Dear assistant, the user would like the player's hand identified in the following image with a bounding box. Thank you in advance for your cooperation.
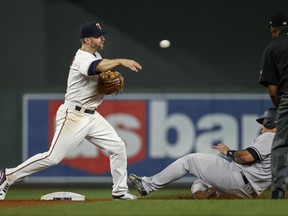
[212,143,230,156]
[120,59,142,72]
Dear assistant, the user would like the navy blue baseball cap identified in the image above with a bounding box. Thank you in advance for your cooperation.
[268,10,288,27]
[79,22,108,39]
[256,108,277,129]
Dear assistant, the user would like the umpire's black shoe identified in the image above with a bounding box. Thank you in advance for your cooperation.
[128,174,148,196]
[269,189,285,199]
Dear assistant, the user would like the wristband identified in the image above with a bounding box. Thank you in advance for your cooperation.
[226,150,236,160]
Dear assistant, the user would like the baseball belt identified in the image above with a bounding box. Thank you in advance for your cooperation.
[64,101,95,115]
[75,105,95,114]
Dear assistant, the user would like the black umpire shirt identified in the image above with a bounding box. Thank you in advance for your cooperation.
[259,28,288,95]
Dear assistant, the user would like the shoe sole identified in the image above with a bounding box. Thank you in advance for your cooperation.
[0,183,9,200]
[0,169,9,200]
[112,197,137,201]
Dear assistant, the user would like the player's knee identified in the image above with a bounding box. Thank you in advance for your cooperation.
[110,142,127,157]
[180,154,195,162]
[177,154,195,170]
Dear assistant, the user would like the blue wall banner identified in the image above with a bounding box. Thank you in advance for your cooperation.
[22,93,272,183]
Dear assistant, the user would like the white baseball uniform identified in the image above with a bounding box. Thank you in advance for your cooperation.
[5,49,129,196]
[140,131,274,198]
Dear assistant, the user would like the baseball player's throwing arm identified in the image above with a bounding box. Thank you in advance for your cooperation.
[96,59,142,72]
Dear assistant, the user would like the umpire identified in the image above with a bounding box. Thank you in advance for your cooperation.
[259,10,288,199]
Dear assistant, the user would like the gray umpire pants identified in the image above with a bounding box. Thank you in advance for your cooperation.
[271,92,288,192]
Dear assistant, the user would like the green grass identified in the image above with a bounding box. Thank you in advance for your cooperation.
[1,186,288,216]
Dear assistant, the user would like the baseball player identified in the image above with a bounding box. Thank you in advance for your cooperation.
[0,21,142,200]
[129,108,276,199]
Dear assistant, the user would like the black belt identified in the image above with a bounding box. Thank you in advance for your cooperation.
[75,105,95,114]
[240,171,249,185]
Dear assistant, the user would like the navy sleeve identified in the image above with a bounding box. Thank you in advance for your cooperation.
[88,59,102,76]
[246,147,261,162]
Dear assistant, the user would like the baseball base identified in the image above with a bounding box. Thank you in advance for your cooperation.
[40,191,85,201]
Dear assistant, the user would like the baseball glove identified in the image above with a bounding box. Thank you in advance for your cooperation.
[97,71,124,95]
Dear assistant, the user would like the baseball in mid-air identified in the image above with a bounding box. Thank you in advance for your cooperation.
[159,39,170,48]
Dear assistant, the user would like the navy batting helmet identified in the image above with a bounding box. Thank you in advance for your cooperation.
[256,108,277,129]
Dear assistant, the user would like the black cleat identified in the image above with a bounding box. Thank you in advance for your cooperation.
[0,169,9,200]
[269,189,285,199]
[128,174,148,196]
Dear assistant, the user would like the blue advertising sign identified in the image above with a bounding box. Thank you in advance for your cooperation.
[22,93,272,182]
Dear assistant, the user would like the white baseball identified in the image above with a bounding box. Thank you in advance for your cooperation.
[159,39,170,48]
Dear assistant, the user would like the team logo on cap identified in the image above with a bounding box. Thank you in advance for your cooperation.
[96,23,102,29]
